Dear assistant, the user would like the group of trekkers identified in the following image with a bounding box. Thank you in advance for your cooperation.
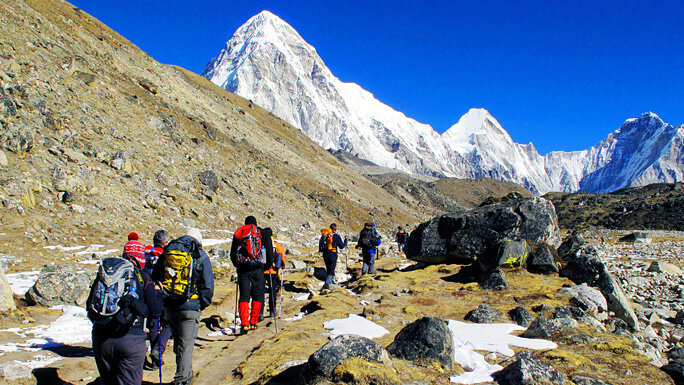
[86,216,390,385]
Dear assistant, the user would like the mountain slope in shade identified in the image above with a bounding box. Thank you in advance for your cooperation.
[203,11,684,194]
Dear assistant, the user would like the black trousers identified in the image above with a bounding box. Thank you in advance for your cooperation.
[264,273,280,314]
[238,267,265,303]
[92,329,146,385]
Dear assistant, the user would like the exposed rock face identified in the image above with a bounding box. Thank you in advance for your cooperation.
[492,350,564,384]
[558,283,608,315]
[386,317,454,369]
[527,244,559,274]
[464,304,501,324]
[521,316,557,339]
[509,306,532,327]
[558,235,640,331]
[0,269,16,312]
[405,196,560,265]
[25,264,91,307]
[306,335,389,380]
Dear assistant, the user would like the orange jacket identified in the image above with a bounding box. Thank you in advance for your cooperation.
[264,240,285,275]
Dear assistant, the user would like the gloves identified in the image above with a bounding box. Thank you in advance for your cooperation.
[119,294,147,317]
[118,294,133,309]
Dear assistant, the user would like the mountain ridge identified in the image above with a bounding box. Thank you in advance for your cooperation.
[203,10,684,195]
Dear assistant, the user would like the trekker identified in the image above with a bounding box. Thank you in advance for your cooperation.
[320,224,347,288]
[144,229,171,371]
[231,216,273,334]
[356,222,381,274]
[152,228,214,385]
[88,232,162,385]
[395,226,408,252]
[262,229,285,320]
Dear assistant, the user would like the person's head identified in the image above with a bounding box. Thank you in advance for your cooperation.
[123,238,145,268]
[330,223,337,233]
[398,226,403,231]
[128,232,139,241]
[245,216,257,226]
[153,229,169,248]
[186,228,203,246]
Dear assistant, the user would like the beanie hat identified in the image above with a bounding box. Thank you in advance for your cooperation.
[186,228,203,246]
[128,232,139,241]
[245,216,257,226]
[123,239,145,268]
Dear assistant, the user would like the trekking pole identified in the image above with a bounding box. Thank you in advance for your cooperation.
[279,269,284,318]
[269,273,278,334]
[157,316,162,385]
[234,277,239,335]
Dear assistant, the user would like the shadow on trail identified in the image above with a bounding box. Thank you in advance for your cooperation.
[33,368,71,385]
[44,344,93,358]
[262,362,307,385]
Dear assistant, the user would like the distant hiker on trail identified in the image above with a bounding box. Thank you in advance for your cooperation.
[395,226,408,252]
[144,229,171,371]
[152,228,214,385]
[261,230,285,321]
[319,223,347,288]
[356,222,381,274]
[231,216,273,334]
[87,232,163,385]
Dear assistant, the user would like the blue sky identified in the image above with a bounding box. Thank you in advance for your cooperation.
[70,0,682,155]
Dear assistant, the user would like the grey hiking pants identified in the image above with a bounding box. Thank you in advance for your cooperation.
[92,329,147,385]
[165,307,201,384]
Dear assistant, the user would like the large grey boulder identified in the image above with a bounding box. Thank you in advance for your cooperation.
[306,334,389,380]
[0,269,16,312]
[25,264,91,307]
[492,351,563,384]
[386,317,454,369]
[558,235,640,331]
[527,244,559,274]
[464,304,501,324]
[405,196,560,265]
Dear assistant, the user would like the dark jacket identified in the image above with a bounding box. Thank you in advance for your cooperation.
[324,233,347,258]
[230,226,273,273]
[357,228,381,253]
[88,267,162,337]
[152,236,214,311]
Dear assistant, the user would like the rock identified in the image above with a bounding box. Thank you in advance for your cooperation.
[661,360,684,385]
[63,148,87,163]
[556,231,585,260]
[25,264,91,307]
[558,283,608,313]
[73,70,96,85]
[199,169,218,195]
[0,269,17,312]
[551,317,578,332]
[62,191,76,203]
[386,316,454,369]
[669,348,684,360]
[521,315,556,338]
[509,306,532,327]
[618,231,652,244]
[1,121,34,154]
[138,78,158,94]
[0,149,7,167]
[570,375,613,385]
[71,204,86,214]
[405,196,560,265]
[527,244,559,274]
[648,261,683,275]
[479,238,528,271]
[306,334,389,380]
[533,304,552,313]
[302,221,314,230]
[479,268,507,290]
[290,260,307,270]
[674,310,684,325]
[492,350,563,385]
[559,241,639,331]
[464,303,501,324]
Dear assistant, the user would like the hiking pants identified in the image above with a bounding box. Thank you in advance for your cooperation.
[362,251,376,274]
[92,329,146,385]
[164,307,201,384]
[323,252,338,286]
[149,315,172,360]
[264,272,280,315]
[238,268,265,326]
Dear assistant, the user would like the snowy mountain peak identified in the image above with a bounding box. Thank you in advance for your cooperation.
[203,11,684,194]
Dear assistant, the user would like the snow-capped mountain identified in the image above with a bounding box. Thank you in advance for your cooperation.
[203,11,684,194]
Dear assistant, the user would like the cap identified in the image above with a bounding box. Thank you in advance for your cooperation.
[186,228,203,245]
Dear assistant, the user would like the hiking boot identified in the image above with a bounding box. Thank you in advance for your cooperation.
[249,324,258,330]
[238,325,249,335]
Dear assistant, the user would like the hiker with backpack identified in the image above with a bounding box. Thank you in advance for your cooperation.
[356,222,381,274]
[261,231,285,321]
[88,232,163,385]
[395,226,408,252]
[319,223,347,288]
[230,216,273,334]
[152,228,214,385]
[143,229,172,371]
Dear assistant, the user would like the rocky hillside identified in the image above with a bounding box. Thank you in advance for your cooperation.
[546,183,684,230]
[0,0,423,265]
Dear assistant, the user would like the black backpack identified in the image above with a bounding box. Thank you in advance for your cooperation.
[358,228,377,249]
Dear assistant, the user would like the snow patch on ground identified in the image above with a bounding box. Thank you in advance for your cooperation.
[447,320,557,384]
[323,314,389,339]
[202,238,233,247]
[6,271,40,295]
[283,312,305,321]
[0,354,62,380]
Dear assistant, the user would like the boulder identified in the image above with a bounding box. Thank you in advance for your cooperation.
[464,303,501,324]
[25,264,91,307]
[306,335,389,380]
[479,268,508,290]
[0,149,8,167]
[405,196,560,265]
[648,261,683,275]
[661,359,684,385]
[386,317,454,369]
[559,237,639,331]
[570,375,613,385]
[558,283,607,314]
[492,350,564,384]
[527,244,559,274]
[479,239,528,271]
[508,306,532,327]
[199,169,218,196]
[521,315,556,338]
[0,269,16,312]
[618,231,652,244]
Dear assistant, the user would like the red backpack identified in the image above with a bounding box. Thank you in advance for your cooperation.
[234,224,266,266]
